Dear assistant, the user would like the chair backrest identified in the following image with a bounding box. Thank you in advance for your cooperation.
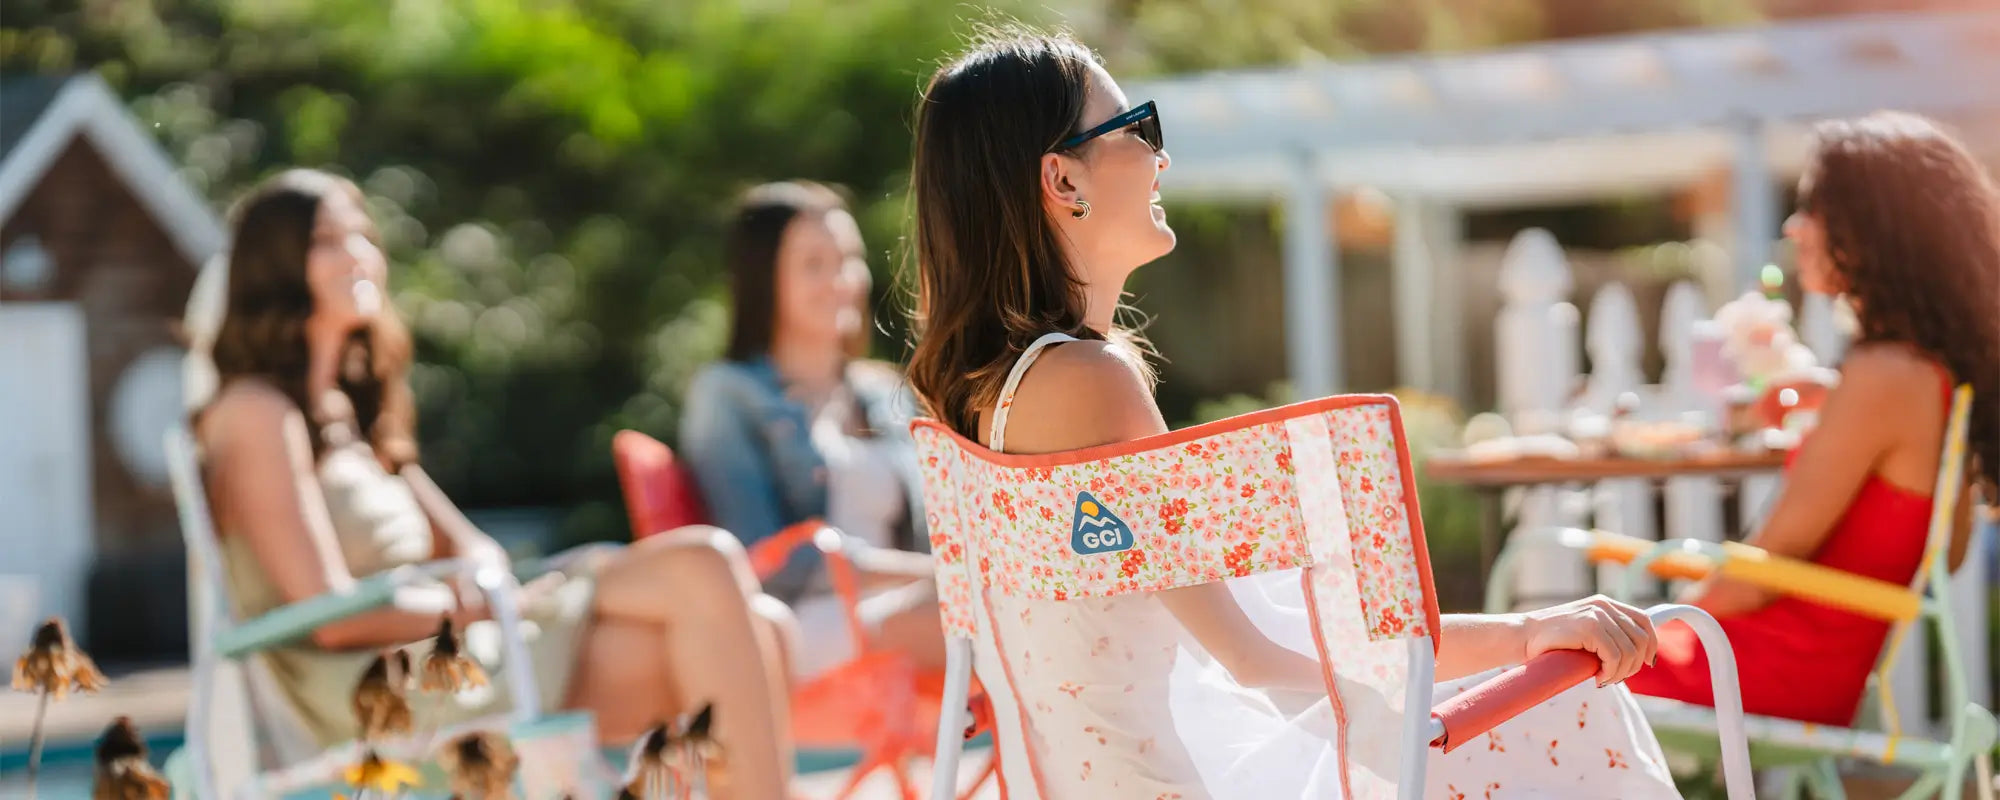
[914,395,1444,798]
[1866,384,1977,727]
[163,425,323,792]
[612,430,710,539]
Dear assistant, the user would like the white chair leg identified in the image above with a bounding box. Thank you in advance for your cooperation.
[475,562,540,721]
[931,637,975,800]
[1396,636,1437,800]
[1649,604,1757,800]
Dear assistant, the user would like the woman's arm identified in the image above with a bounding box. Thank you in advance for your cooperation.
[403,464,507,565]
[1681,348,1920,616]
[680,367,825,595]
[202,383,477,650]
[679,368,790,544]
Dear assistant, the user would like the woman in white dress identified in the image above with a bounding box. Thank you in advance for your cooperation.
[899,30,1684,799]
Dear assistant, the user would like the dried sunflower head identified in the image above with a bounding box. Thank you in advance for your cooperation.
[351,649,414,740]
[343,748,423,793]
[620,721,686,799]
[93,716,168,800]
[437,729,519,800]
[13,617,107,699]
[675,703,719,760]
[421,617,488,693]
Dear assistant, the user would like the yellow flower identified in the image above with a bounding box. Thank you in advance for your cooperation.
[343,749,422,793]
[351,649,414,741]
[13,617,107,699]
[93,716,168,800]
[436,730,519,800]
[421,617,488,693]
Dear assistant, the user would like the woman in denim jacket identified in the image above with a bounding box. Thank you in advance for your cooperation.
[680,181,944,679]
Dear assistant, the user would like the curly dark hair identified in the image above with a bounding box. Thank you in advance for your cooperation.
[1800,112,1999,492]
[207,168,418,467]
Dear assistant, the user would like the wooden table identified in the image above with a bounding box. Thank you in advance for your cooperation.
[1424,449,1789,488]
[1423,449,1790,604]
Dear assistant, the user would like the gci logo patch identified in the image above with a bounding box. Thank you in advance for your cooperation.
[1070,491,1134,555]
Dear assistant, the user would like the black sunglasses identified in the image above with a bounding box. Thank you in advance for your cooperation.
[1051,101,1162,154]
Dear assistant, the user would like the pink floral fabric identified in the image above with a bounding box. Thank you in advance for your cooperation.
[913,397,1437,643]
[920,440,978,639]
[1324,404,1431,642]
[913,421,1318,604]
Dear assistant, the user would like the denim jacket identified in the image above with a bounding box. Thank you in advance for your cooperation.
[677,357,929,600]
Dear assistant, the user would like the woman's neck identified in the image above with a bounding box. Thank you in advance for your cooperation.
[1067,246,1127,334]
[769,332,846,397]
[1082,283,1122,334]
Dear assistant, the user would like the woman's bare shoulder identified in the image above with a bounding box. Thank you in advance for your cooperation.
[1004,339,1165,454]
[199,378,303,449]
[1836,343,1945,410]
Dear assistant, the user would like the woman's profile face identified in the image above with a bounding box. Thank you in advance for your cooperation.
[1784,208,1842,297]
[305,188,387,328]
[1055,64,1175,282]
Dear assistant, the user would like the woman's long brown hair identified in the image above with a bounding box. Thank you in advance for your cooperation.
[1801,112,2000,492]
[905,29,1152,440]
[208,168,419,466]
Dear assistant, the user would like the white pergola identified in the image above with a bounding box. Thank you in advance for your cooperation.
[1128,10,2000,400]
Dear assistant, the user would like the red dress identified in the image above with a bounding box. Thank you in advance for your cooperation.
[1625,369,1949,726]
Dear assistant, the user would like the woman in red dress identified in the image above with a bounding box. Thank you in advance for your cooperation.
[1626,112,1999,725]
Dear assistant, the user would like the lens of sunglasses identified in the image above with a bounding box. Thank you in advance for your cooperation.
[1139,112,1163,151]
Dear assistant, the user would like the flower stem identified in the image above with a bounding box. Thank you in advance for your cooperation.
[25,690,48,800]
[419,692,447,754]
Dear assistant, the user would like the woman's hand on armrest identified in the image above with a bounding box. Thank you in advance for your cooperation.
[1438,595,1656,685]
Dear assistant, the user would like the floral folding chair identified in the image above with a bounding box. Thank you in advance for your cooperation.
[611,430,997,799]
[916,394,1756,800]
[159,424,614,799]
[1489,385,1997,800]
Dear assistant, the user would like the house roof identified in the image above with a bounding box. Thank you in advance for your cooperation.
[1126,10,2000,205]
[0,74,70,163]
[0,72,224,267]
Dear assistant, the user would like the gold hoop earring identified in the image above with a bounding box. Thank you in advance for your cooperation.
[1071,200,1091,220]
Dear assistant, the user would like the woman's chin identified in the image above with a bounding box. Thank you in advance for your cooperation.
[1131,230,1178,270]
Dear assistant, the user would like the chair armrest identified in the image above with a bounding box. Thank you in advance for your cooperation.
[1707,540,1922,621]
[215,560,459,659]
[1577,529,1714,581]
[1431,604,1758,799]
[1567,528,1922,622]
[747,521,872,654]
[748,520,839,579]
[1431,648,1598,752]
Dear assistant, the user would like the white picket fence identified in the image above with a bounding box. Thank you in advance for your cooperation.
[1491,227,1994,738]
